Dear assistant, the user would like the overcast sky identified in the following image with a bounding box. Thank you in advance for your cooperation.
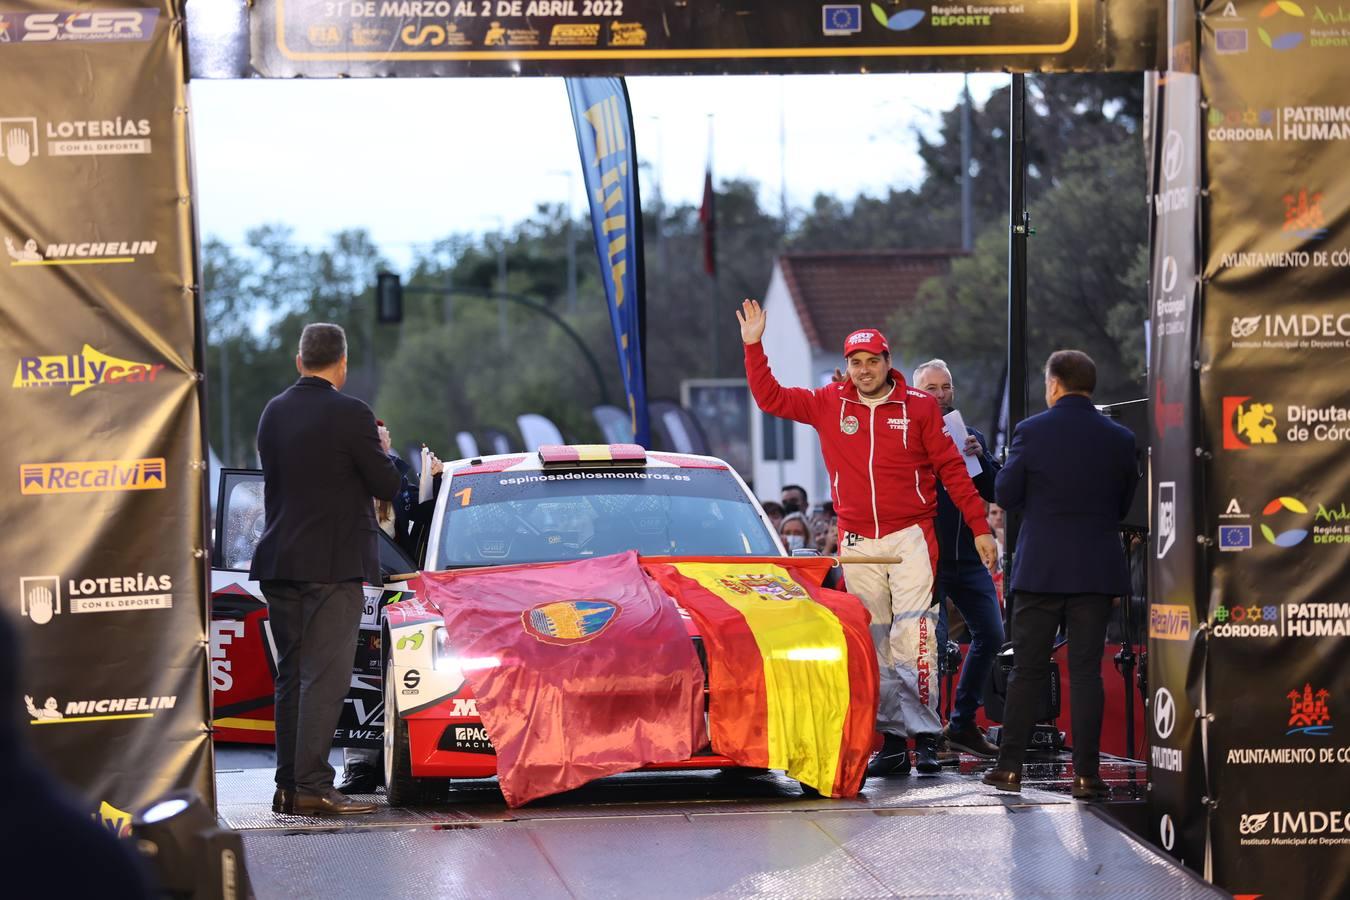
[188,73,1006,270]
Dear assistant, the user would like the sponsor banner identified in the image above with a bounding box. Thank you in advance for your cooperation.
[248,0,1160,76]
[566,77,649,446]
[0,0,212,818]
[1144,68,1207,873]
[1201,5,1350,897]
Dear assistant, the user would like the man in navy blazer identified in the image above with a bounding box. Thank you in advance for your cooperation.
[982,350,1138,799]
[251,323,402,816]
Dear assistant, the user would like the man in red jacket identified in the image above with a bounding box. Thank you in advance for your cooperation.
[738,299,997,775]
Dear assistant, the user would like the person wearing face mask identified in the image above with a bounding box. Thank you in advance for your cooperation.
[737,299,997,778]
[778,512,814,553]
[781,484,810,516]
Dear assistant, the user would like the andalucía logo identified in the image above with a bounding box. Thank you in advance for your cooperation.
[1261,496,1309,546]
[1258,1,1306,50]
[521,599,620,646]
[13,345,164,396]
[1223,396,1278,449]
[870,2,923,31]
[19,458,165,495]
[24,693,177,724]
[1287,683,1332,736]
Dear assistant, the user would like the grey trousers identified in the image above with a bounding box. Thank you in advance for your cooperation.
[261,579,364,794]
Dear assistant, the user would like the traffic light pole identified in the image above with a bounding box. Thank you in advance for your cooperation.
[396,283,612,407]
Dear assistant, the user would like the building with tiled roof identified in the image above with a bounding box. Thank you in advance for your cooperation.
[752,249,966,504]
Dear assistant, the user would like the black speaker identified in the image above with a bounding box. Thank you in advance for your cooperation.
[1098,398,1148,531]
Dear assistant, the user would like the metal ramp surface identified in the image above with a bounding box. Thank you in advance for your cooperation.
[217,754,1219,899]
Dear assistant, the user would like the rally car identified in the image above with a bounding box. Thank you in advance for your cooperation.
[379,444,791,805]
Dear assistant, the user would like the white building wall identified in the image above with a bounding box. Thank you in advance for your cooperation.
[750,263,824,505]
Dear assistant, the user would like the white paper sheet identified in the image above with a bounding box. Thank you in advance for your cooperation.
[418,446,433,504]
[943,409,983,478]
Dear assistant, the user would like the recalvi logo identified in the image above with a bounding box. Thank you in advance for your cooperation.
[13,345,164,396]
[20,458,165,495]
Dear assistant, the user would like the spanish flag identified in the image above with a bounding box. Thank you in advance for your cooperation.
[643,557,878,797]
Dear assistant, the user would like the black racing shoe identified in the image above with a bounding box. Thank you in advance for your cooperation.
[913,733,942,775]
[335,763,381,795]
[866,734,911,777]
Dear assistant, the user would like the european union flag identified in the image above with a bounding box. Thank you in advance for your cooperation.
[822,4,861,35]
[1219,525,1252,551]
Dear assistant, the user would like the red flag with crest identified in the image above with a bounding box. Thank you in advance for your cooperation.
[421,551,706,806]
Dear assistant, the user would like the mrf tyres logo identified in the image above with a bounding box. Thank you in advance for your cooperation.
[19,458,164,495]
[13,345,165,395]
[24,692,177,724]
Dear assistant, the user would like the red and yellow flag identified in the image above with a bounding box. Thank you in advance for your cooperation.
[643,557,878,797]
[423,551,706,807]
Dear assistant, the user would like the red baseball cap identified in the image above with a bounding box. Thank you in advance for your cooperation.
[843,329,889,357]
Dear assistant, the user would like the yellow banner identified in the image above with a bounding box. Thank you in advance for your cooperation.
[672,561,850,793]
[19,458,166,495]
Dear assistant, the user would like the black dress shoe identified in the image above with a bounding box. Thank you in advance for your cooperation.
[944,722,999,759]
[913,733,942,775]
[272,787,294,814]
[866,734,911,777]
[293,788,377,816]
[336,763,381,795]
[982,768,1022,793]
[1072,775,1110,800]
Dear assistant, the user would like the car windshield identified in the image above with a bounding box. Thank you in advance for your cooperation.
[434,464,779,568]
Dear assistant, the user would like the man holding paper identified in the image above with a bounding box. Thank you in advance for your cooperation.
[738,300,997,777]
[913,360,1005,759]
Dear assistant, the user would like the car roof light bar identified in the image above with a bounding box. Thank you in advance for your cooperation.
[537,443,647,465]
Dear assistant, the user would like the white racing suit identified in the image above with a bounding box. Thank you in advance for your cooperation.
[842,521,942,738]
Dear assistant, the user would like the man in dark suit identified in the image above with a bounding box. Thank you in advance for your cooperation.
[982,350,1138,799]
[251,323,402,816]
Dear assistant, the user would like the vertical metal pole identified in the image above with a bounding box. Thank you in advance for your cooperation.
[219,340,231,466]
[1004,73,1029,597]
[961,75,973,252]
[496,233,508,350]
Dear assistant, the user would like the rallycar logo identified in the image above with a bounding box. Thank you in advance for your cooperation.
[13,344,164,396]
[20,458,165,495]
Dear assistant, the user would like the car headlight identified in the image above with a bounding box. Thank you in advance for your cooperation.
[432,626,454,672]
